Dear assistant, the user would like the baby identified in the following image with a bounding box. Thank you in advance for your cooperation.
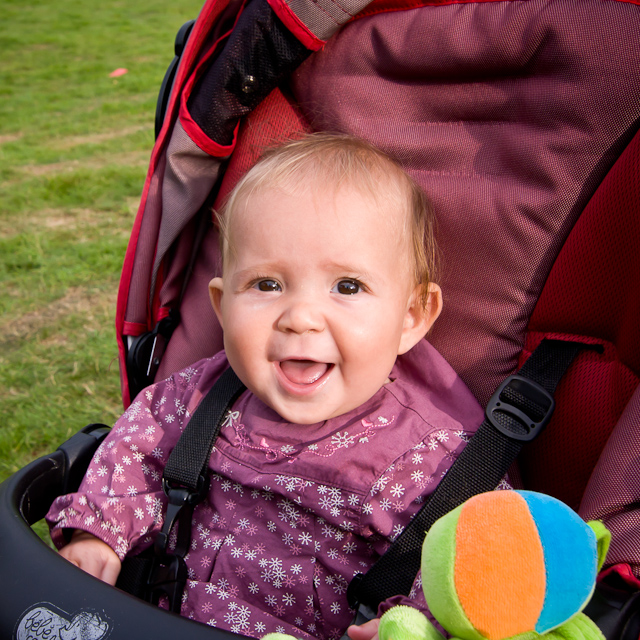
[47,133,484,639]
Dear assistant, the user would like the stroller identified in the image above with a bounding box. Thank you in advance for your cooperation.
[1,0,640,637]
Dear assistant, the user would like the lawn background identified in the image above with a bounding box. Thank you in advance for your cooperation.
[0,0,204,499]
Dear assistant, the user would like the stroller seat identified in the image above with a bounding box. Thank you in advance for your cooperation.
[1,0,639,636]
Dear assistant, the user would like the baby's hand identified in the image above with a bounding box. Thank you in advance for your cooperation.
[347,618,380,640]
[58,530,121,586]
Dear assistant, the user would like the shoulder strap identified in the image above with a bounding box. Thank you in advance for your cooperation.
[156,365,246,558]
[347,338,590,613]
[163,365,246,492]
[116,365,246,611]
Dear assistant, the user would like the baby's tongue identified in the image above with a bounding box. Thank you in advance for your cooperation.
[280,360,328,385]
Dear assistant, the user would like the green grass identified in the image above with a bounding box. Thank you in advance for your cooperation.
[0,0,204,492]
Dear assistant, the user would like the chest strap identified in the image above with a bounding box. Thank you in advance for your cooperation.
[116,366,246,611]
[347,338,591,613]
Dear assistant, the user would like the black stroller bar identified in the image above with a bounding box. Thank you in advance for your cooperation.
[0,427,243,640]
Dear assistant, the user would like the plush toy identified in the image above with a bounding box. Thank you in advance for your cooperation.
[264,490,610,640]
[378,490,610,640]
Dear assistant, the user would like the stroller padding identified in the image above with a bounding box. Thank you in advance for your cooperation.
[115,0,640,550]
[289,0,640,406]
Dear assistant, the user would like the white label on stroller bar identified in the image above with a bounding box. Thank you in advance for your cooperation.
[15,604,109,640]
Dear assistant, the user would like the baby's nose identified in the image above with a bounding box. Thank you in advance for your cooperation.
[277,298,325,334]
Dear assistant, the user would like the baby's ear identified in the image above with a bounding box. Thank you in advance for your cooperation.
[398,283,443,355]
[208,277,225,327]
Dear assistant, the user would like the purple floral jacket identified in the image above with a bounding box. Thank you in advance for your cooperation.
[47,340,485,639]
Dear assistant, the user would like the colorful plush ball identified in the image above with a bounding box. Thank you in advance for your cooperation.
[419,490,609,640]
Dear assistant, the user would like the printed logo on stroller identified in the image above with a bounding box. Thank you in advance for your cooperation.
[15,604,110,640]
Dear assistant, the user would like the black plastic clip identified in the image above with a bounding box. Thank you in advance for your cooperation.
[346,573,378,634]
[347,572,364,609]
[145,311,181,382]
[155,476,208,555]
[485,374,555,442]
[148,554,188,613]
[126,309,181,400]
[144,477,208,612]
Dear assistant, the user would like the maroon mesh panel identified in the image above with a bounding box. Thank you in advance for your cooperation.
[518,333,638,511]
[290,0,640,405]
[521,127,640,512]
[581,387,640,575]
[529,128,640,373]
[214,88,312,208]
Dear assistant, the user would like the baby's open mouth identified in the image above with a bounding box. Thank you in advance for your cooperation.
[279,360,333,385]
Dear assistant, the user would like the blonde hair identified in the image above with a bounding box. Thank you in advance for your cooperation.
[215,133,439,309]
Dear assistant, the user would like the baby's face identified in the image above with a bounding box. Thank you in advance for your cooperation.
[210,183,437,424]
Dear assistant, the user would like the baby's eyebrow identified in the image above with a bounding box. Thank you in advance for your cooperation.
[323,262,376,280]
[232,263,281,277]
[227,264,286,288]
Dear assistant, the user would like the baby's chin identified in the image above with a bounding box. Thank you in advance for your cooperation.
[259,391,385,425]
[241,367,393,424]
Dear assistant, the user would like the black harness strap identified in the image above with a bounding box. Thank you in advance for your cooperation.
[347,338,588,613]
[163,366,246,492]
[116,366,246,611]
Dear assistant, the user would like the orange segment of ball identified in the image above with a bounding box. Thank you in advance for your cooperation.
[454,491,546,640]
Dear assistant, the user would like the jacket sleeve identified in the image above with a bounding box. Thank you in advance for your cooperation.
[46,355,227,560]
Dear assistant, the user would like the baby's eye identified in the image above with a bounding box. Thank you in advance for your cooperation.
[254,279,281,292]
[333,279,362,295]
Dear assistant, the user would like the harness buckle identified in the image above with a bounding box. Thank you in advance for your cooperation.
[148,554,188,613]
[486,374,555,442]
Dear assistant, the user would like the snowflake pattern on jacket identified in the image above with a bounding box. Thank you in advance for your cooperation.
[47,341,486,639]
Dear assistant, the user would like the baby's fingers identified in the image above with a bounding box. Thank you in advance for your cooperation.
[347,618,380,640]
[59,531,121,585]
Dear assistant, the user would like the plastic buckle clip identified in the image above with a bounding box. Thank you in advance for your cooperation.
[485,375,555,442]
[146,311,180,381]
[148,554,188,613]
[155,476,208,555]
[347,572,364,610]
[344,574,378,640]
